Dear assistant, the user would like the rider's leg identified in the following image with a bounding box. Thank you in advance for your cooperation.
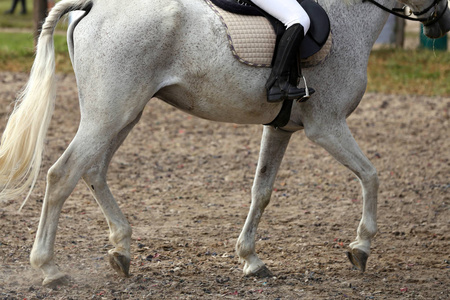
[250,0,310,31]
[251,0,313,103]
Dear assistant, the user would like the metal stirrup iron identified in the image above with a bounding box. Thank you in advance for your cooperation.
[297,75,310,102]
[296,51,310,102]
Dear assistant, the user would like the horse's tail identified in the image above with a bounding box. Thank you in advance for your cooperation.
[0,0,93,208]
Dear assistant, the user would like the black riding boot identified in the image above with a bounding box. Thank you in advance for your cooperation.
[265,24,312,103]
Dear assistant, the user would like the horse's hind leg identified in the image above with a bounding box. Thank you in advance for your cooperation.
[304,120,378,272]
[29,149,82,286]
[236,126,292,277]
[30,110,143,286]
[81,112,143,278]
[30,131,100,286]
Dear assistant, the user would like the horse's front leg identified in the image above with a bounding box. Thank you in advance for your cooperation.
[236,126,292,277]
[304,119,378,272]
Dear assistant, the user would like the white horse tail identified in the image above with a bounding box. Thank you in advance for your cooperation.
[0,0,93,208]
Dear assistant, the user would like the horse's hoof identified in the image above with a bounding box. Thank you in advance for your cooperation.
[42,273,69,287]
[245,265,273,278]
[108,251,130,277]
[346,248,369,272]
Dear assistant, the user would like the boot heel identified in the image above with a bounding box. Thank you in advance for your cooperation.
[267,91,286,103]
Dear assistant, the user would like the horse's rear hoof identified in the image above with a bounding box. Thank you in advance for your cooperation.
[108,251,130,277]
[245,265,273,278]
[346,248,369,272]
[42,273,69,287]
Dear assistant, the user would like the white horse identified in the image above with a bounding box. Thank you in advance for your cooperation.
[0,0,448,286]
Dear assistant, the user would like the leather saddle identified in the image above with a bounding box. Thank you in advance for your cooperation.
[209,0,331,60]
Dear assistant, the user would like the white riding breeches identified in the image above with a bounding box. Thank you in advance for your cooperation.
[250,0,310,34]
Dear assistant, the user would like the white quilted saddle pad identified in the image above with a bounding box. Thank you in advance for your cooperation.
[205,0,332,68]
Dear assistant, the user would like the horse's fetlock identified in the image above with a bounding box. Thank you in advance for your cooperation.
[358,222,377,240]
[30,247,52,269]
[109,223,132,246]
[236,238,254,259]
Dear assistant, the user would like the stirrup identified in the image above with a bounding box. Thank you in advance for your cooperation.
[296,76,313,102]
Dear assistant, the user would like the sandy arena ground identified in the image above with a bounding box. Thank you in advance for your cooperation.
[0,72,449,299]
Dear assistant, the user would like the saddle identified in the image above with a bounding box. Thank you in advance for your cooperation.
[208,0,331,67]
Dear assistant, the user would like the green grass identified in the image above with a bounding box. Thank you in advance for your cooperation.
[0,0,71,72]
[0,0,67,30]
[0,32,72,73]
[0,0,33,28]
[368,48,450,96]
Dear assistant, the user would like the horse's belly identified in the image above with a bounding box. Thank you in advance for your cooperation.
[155,85,280,125]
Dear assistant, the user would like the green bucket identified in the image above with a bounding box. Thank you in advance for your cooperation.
[420,24,448,50]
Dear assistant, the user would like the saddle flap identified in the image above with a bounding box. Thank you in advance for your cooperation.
[301,0,330,45]
[210,0,330,59]
[298,0,331,58]
[207,0,332,67]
